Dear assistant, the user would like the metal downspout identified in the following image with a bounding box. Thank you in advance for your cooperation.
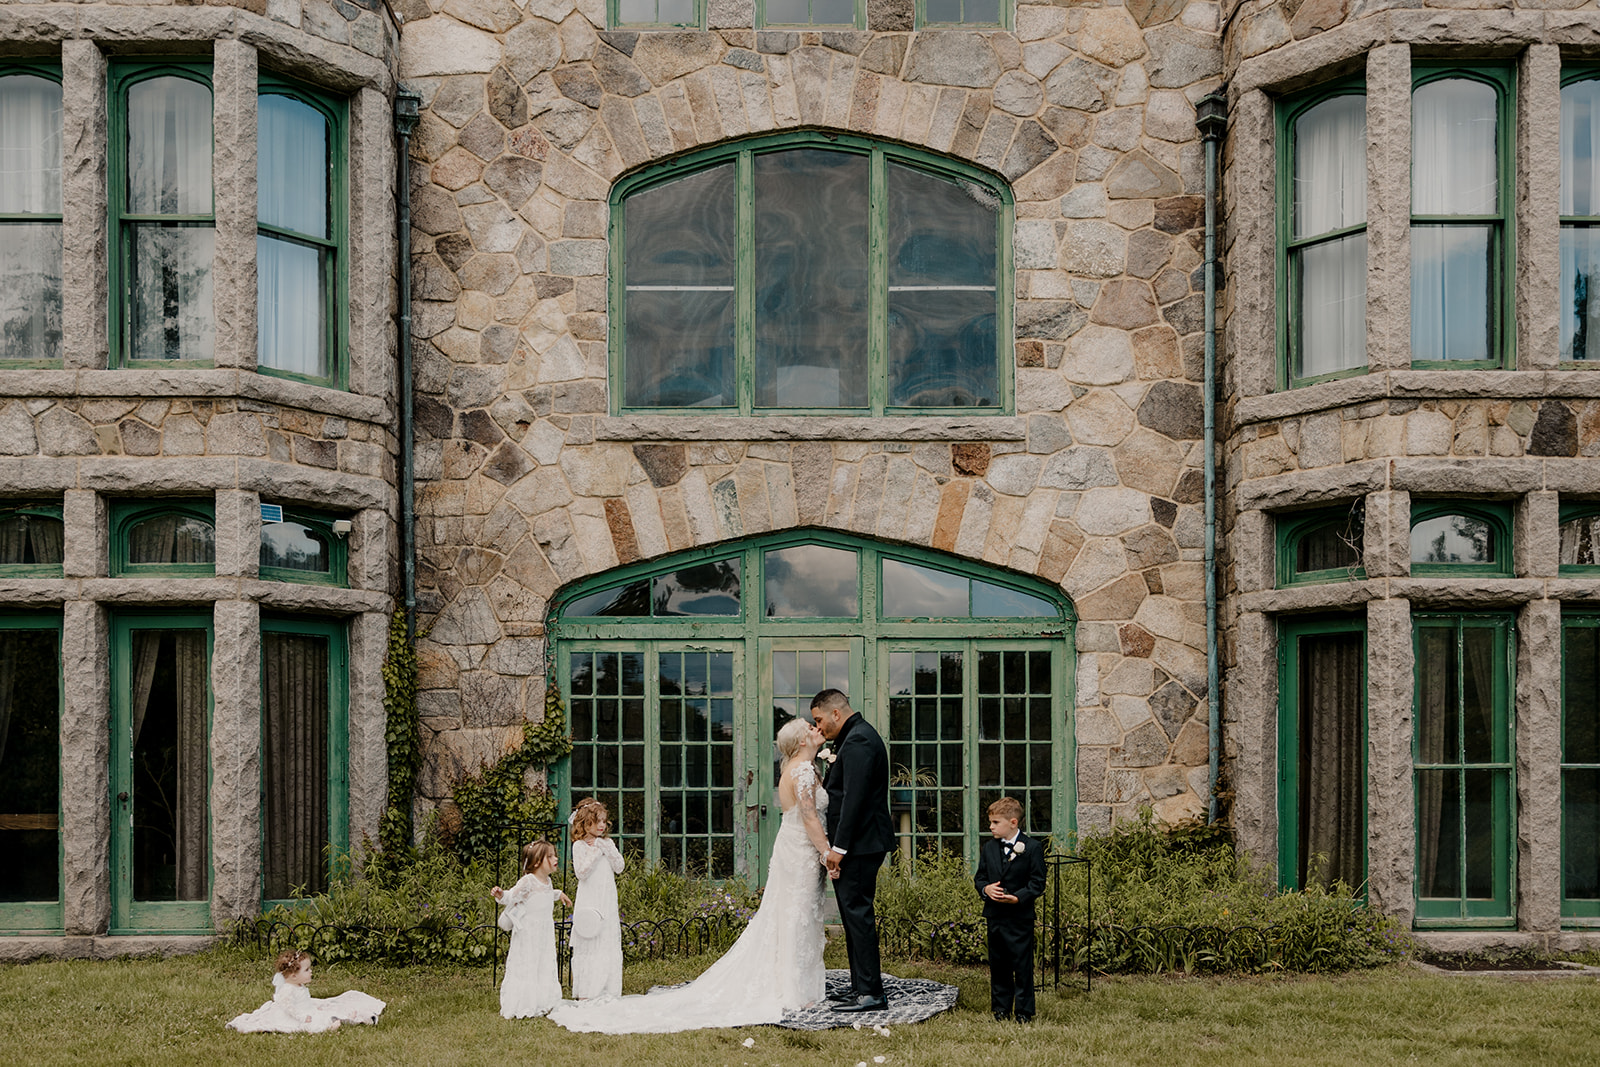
[395,90,421,640]
[1197,92,1227,824]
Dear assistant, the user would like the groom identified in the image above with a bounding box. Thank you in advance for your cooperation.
[810,688,895,1013]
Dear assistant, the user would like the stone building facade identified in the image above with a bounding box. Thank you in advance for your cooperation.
[4,0,1598,954]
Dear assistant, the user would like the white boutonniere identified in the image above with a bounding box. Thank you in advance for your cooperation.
[1012,840,1025,855]
[817,744,837,765]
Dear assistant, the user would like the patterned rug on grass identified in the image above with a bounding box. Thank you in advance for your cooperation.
[777,970,959,1031]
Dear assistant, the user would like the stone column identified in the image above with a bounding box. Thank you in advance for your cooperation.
[1363,489,1410,578]
[1517,490,1559,580]
[60,601,109,934]
[61,490,105,579]
[1516,598,1561,933]
[212,40,257,372]
[1226,89,1276,397]
[347,610,392,866]
[347,86,396,401]
[1365,596,1414,923]
[1226,610,1277,868]
[215,489,259,579]
[1518,45,1562,370]
[349,506,393,592]
[1231,509,1273,592]
[1366,45,1411,374]
[210,599,261,929]
[61,41,107,371]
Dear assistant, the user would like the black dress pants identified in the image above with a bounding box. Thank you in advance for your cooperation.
[987,917,1035,1018]
[834,851,886,1000]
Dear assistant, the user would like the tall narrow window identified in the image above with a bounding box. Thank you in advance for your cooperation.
[1413,614,1514,925]
[1411,69,1511,367]
[0,616,62,932]
[1562,614,1600,921]
[113,66,214,365]
[1282,87,1367,386]
[0,70,62,366]
[258,82,343,385]
[1278,618,1366,891]
[1562,75,1600,362]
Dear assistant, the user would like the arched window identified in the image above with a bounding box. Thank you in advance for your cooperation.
[113,501,215,576]
[1277,504,1364,587]
[612,133,1012,416]
[1560,503,1600,573]
[0,504,64,576]
[553,532,1071,879]
[259,508,346,585]
[1409,501,1511,576]
[0,66,63,366]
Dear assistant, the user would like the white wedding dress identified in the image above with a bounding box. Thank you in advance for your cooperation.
[547,763,828,1033]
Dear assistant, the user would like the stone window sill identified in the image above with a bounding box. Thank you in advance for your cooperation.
[1235,370,1600,428]
[0,369,389,424]
[596,415,1028,441]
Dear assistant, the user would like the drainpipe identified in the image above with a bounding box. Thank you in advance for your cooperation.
[1196,91,1227,824]
[395,89,421,640]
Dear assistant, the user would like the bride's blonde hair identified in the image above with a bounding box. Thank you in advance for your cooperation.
[775,718,813,760]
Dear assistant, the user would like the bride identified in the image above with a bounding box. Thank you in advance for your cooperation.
[547,718,831,1033]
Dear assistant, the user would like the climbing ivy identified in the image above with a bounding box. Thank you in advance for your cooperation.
[379,611,422,861]
[450,682,574,863]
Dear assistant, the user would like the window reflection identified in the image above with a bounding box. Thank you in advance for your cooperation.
[127,514,215,565]
[882,559,967,617]
[0,74,63,364]
[0,512,63,566]
[652,560,740,616]
[1561,515,1600,567]
[1411,514,1494,565]
[260,521,330,573]
[764,544,858,617]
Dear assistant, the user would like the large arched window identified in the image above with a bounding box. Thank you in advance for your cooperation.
[552,532,1071,881]
[611,133,1013,416]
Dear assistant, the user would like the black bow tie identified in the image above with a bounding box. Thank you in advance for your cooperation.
[1002,841,1014,853]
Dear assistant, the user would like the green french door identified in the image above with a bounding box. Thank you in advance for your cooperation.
[1413,613,1514,926]
[111,613,214,933]
[757,638,863,879]
[0,614,63,932]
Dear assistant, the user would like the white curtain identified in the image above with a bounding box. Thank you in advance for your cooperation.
[1292,95,1366,379]
[258,236,326,377]
[257,94,327,238]
[1562,79,1600,217]
[126,76,211,216]
[0,74,62,214]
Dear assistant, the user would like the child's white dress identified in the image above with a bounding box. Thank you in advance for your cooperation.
[569,836,624,999]
[498,873,563,1018]
[226,973,386,1033]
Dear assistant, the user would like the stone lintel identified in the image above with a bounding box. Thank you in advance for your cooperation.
[1236,459,1387,510]
[1236,580,1381,616]
[1386,578,1546,607]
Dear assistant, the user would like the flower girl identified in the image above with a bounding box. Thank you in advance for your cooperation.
[569,797,625,1000]
[226,949,385,1033]
[492,839,571,1018]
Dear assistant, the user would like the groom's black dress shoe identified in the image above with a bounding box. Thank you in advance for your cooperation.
[827,992,858,1005]
[833,995,888,1013]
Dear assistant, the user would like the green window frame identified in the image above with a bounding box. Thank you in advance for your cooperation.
[0,62,64,369]
[756,0,863,27]
[1408,500,1512,577]
[1412,613,1515,927]
[610,132,1014,417]
[1561,612,1600,922]
[1560,501,1600,574]
[256,75,348,389]
[608,0,702,27]
[260,615,348,905]
[109,60,216,368]
[1275,77,1367,390]
[1410,64,1516,370]
[1276,503,1365,587]
[0,502,65,578]
[915,0,1009,27]
[553,530,1072,879]
[0,612,63,933]
[1277,616,1367,893]
[111,500,217,578]
[1561,66,1600,363]
[259,507,347,586]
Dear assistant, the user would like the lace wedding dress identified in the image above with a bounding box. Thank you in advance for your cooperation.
[547,763,828,1033]
[226,973,385,1033]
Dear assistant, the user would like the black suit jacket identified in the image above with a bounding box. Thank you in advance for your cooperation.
[974,832,1048,923]
[822,712,895,855]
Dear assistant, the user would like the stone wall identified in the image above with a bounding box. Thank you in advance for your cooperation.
[400,1,1227,832]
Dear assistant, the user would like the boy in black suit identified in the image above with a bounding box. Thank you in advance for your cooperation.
[974,796,1047,1022]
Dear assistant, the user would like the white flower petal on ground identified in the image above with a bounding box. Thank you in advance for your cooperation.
[741,1037,755,1048]
[875,1057,887,1064]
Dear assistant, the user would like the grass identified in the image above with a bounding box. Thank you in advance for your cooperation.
[4,943,1600,1067]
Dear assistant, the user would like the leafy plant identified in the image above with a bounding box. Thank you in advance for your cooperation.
[447,682,573,864]
[378,611,423,862]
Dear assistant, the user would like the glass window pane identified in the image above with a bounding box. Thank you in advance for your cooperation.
[1296,630,1365,890]
[617,0,654,19]
[925,0,961,19]
[627,165,735,288]
[652,559,740,616]
[1295,519,1360,576]
[129,223,215,361]
[0,222,62,362]
[258,234,328,377]
[1562,78,1600,218]
[763,544,858,617]
[1416,626,1459,764]
[257,94,328,239]
[754,149,868,409]
[765,0,810,20]
[1293,94,1366,239]
[972,581,1056,618]
[260,520,330,573]
[1463,768,1496,899]
[1416,768,1460,898]
[813,0,854,21]
[565,580,651,616]
[1564,625,1600,764]
[1411,513,1494,565]
[0,74,62,214]
[1412,78,1497,216]
[888,163,997,287]
[0,628,60,904]
[882,558,968,618]
[262,630,330,898]
[1564,768,1600,901]
[129,629,210,902]
[0,512,63,565]
[1410,224,1491,363]
[1460,626,1496,763]
[127,514,215,565]
[888,289,998,407]
[127,76,213,217]
[1560,225,1600,361]
[659,0,694,20]
[1293,232,1366,379]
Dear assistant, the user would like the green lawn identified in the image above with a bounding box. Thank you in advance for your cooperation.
[3,946,1598,1067]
